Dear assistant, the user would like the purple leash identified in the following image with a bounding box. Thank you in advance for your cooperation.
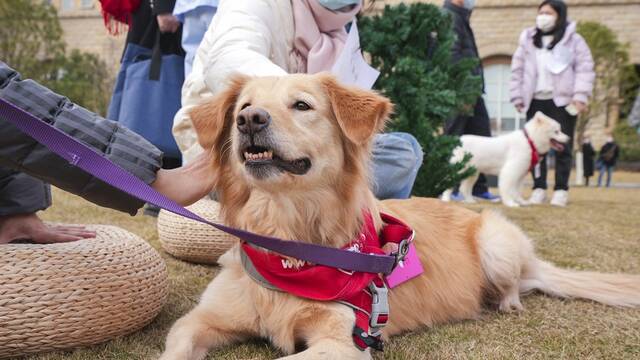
[0,97,396,274]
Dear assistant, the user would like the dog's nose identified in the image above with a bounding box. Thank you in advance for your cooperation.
[236,106,271,135]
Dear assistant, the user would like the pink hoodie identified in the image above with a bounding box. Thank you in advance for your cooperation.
[510,22,595,111]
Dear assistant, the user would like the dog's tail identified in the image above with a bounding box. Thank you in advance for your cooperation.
[523,259,640,307]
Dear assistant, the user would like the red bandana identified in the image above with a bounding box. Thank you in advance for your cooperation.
[241,212,414,351]
[523,129,540,171]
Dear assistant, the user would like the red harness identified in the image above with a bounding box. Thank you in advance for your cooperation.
[241,212,414,351]
[523,129,541,171]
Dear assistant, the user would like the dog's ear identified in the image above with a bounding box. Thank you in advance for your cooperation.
[534,111,547,124]
[321,75,393,146]
[189,74,249,149]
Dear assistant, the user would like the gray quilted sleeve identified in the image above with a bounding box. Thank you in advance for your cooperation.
[0,62,163,215]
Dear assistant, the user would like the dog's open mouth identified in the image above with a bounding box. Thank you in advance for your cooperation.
[242,145,311,175]
[550,139,565,152]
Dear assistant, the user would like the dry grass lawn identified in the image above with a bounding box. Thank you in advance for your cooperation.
[26,172,640,359]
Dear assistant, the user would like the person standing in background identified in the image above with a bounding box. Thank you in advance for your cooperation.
[597,133,619,188]
[173,0,219,77]
[582,135,595,186]
[510,0,595,207]
[105,0,185,170]
[443,0,500,202]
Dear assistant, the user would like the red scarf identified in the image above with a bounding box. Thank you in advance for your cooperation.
[241,212,414,351]
[99,0,141,35]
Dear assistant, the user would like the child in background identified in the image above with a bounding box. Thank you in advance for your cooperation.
[582,135,595,186]
[173,0,219,77]
[597,134,619,188]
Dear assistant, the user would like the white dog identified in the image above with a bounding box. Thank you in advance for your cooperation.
[442,112,569,207]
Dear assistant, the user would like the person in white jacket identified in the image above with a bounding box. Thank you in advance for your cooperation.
[172,0,424,199]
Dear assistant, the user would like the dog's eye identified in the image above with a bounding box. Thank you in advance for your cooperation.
[293,101,311,111]
[241,103,251,110]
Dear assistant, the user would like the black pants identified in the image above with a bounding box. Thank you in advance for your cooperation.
[526,99,576,191]
[445,97,492,194]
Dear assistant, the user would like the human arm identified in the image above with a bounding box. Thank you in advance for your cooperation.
[571,34,595,109]
[0,62,214,214]
[510,31,528,112]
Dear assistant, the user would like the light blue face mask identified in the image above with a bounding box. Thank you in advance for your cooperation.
[317,0,361,11]
[463,0,476,10]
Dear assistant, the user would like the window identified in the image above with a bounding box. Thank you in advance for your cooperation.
[81,0,94,9]
[483,60,525,135]
[61,0,74,11]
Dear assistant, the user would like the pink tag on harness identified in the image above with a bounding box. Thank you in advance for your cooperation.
[384,243,424,288]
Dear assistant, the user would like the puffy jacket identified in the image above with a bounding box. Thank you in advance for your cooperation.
[443,0,484,91]
[172,0,295,162]
[510,22,595,112]
[0,62,163,215]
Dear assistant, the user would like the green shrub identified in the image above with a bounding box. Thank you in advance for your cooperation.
[360,3,481,197]
[614,121,640,162]
[0,0,111,115]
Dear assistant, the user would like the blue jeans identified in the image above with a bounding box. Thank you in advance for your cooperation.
[597,161,614,187]
[181,6,216,77]
[371,132,424,199]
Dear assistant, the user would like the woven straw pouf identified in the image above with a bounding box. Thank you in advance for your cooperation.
[158,198,234,264]
[0,225,168,359]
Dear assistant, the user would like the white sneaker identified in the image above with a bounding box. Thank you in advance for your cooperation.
[550,190,569,207]
[528,188,547,205]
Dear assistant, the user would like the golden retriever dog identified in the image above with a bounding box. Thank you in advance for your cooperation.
[160,74,640,360]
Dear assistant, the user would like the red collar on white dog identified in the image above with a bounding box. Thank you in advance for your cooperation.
[523,129,541,171]
[240,212,416,352]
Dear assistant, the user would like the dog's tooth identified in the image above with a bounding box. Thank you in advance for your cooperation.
[268,150,273,158]
[244,152,250,159]
[258,152,263,159]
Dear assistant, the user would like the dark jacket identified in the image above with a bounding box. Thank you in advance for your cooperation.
[582,142,595,177]
[598,141,620,167]
[125,0,184,58]
[0,62,163,215]
[443,0,484,91]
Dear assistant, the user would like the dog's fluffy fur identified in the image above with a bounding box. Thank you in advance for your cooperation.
[160,74,640,360]
[441,112,569,207]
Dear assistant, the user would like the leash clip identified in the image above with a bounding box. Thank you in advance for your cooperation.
[368,282,389,334]
[393,230,414,269]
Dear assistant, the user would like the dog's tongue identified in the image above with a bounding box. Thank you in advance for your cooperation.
[551,140,565,152]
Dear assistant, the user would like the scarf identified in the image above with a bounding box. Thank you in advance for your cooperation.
[99,0,141,35]
[291,0,361,74]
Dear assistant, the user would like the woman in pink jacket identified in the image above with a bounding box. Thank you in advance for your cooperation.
[510,0,595,207]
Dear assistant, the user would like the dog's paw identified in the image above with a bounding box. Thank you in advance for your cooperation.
[499,297,524,313]
[517,199,531,206]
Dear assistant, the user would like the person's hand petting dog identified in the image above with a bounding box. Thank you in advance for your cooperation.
[151,150,216,206]
[0,213,96,244]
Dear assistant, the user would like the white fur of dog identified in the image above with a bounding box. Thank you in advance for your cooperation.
[441,112,570,207]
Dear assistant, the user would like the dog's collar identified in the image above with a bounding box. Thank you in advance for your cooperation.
[522,129,541,171]
[239,211,415,352]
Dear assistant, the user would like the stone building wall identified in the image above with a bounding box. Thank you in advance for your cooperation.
[50,0,126,75]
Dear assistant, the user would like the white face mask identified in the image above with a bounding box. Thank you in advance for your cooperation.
[463,0,476,10]
[317,0,360,11]
[536,14,557,32]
